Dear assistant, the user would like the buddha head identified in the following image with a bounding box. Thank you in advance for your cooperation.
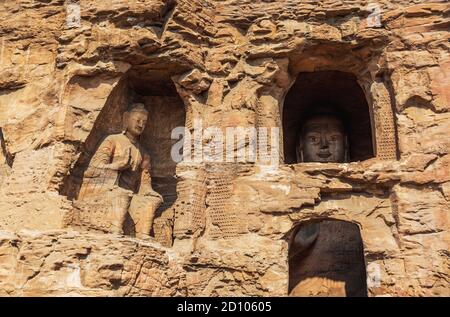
[297,114,348,163]
[123,103,149,138]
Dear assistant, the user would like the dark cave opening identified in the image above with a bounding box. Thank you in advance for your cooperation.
[283,71,375,164]
[289,219,368,297]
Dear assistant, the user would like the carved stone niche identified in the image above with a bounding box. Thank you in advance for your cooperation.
[61,68,186,246]
[283,70,399,164]
[284,71,375,163]
[289,219,368,297]
[274,46,399,164]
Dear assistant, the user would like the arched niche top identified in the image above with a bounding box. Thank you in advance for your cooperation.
[127,68,181,97]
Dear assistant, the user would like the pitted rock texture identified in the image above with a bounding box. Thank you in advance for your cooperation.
[0,230,186,296]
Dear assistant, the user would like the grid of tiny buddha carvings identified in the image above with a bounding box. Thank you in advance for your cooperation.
[73,199,112,233]
[152,197,177,247]
[256,102,273,164]
[206,166,239,240]
[192,169,208,233]
[173,170,207,237]
[375,85,397,160]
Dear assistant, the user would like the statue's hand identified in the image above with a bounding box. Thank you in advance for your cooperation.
[110,148,132,171]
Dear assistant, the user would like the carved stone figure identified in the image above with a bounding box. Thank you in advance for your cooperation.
[78,103,163,238]
[297,114,348,163]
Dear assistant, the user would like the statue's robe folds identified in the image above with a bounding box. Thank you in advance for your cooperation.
[77,133,162,236]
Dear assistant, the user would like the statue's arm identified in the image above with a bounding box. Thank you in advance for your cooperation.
[138,154,163,201]
[84,138,115,178]
[91,138,114,167]
[91,137,131,171]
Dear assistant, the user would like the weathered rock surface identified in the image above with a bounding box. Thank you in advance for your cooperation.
[0,230,185,296]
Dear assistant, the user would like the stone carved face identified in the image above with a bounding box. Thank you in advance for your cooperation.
[125,109,148,138]
[298,115,347,163]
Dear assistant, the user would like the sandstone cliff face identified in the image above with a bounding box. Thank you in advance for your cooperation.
[0,0,449,296]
